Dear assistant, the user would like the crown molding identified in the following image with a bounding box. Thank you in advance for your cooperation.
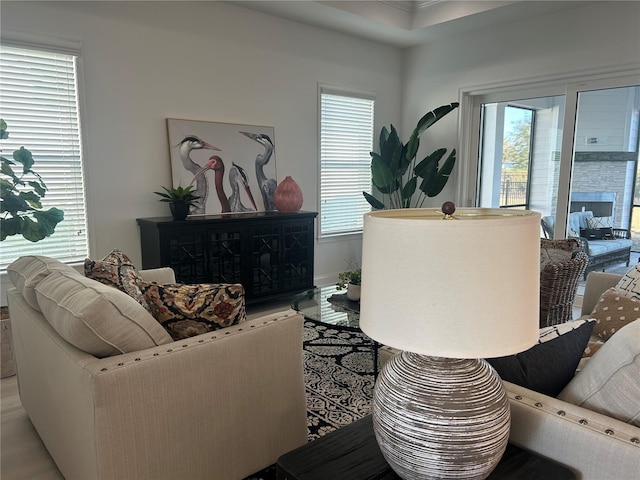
[379,1,444,13]
[230,1,602,48]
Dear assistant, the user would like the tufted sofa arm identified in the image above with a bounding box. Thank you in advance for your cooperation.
[506,381,640,479]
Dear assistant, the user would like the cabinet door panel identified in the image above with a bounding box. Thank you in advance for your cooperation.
[166,230,207,283]
[207,229,243,284]
[250,225,280,296]
[282,222,313,289]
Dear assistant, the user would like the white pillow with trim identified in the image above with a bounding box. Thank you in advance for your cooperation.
[7,256,80,311]
[558,319,640,426]
[35,270,172,357]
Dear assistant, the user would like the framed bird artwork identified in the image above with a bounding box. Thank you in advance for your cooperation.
[166,118,278,216]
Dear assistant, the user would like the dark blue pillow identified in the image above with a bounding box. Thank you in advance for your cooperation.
[580,227,614,240]
[487,320,595,397]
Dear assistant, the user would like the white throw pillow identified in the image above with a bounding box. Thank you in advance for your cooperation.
[615,263,640,300]
[7,256,80,311]
[586,216,613,229]
[558,319,640,427]
[35,270,172,357]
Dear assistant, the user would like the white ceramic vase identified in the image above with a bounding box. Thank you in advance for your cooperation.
[346,283,361,302]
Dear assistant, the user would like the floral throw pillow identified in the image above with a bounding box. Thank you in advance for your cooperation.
[589,287,640,340]
[101,249,135,265]
[84,249,150,312]
[137,281,246,340]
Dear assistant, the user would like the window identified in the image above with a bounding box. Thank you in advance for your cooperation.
[0,43,88,269]
[479,104,534,210]
[461,71,639,245]
[319,87,374,237]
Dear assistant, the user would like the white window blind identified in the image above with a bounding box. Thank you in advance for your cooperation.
[320,89,374,237]
[0,44,88,269]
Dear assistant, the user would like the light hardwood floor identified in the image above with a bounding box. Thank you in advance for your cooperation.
[1,374,64,479]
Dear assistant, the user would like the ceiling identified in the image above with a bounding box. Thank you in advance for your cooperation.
[227,1,600,48]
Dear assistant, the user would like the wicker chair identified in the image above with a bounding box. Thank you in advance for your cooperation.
[539,238,589,327]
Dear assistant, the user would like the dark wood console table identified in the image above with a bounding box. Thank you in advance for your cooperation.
[277,415,576,480]
[137,211,317,304]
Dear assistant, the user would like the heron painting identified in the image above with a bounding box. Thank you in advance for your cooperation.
[167,119,277,216]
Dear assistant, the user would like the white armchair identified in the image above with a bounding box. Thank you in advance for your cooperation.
[7,261,307,480]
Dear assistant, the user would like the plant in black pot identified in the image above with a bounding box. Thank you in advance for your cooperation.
[154,185,200,221]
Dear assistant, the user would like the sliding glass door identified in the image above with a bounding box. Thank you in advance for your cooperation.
[478,96,565,219]
[471,76,640,248]
[571,86,640,248]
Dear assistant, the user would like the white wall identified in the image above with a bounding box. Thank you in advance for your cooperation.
[3,1,640,300]
[0,1,403,290]
[402,1,640,207]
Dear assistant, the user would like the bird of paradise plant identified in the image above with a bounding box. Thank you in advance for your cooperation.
[363,102,459,210]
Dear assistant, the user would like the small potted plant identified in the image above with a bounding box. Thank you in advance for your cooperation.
[154,185,201,220]
[337,267,362,302]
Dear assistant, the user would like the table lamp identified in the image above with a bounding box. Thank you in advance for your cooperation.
[360,204,540,480]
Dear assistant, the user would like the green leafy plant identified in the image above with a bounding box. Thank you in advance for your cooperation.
[336,268,361,290]
[363,102,459,210]
[153,185,201,206]
[1,119,64,242]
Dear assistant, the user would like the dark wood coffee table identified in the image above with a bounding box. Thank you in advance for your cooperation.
[276,415,576,480]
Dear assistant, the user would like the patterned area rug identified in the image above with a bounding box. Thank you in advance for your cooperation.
[244,319,375,480]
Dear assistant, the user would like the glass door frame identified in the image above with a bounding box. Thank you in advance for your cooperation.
[457,67,640,240]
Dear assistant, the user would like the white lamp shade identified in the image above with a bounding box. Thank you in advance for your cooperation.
[360,208,540,358]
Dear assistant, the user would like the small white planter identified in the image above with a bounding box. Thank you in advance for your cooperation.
[346,283,361,302]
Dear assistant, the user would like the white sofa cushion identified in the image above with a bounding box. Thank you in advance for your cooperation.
[559,319,640,426]
[7,255,81,312]
[35,270,172,357]
[569,210,594,234]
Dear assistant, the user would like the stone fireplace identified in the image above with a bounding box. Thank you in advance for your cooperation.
[571,151,638,228]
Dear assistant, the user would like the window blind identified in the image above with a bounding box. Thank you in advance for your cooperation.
[0,44,88,269]
[320,89,374,237]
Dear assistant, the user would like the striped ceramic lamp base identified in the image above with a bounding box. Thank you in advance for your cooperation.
[372,352,510,480]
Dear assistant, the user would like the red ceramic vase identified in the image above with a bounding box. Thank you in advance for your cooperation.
[274,176,303,212]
